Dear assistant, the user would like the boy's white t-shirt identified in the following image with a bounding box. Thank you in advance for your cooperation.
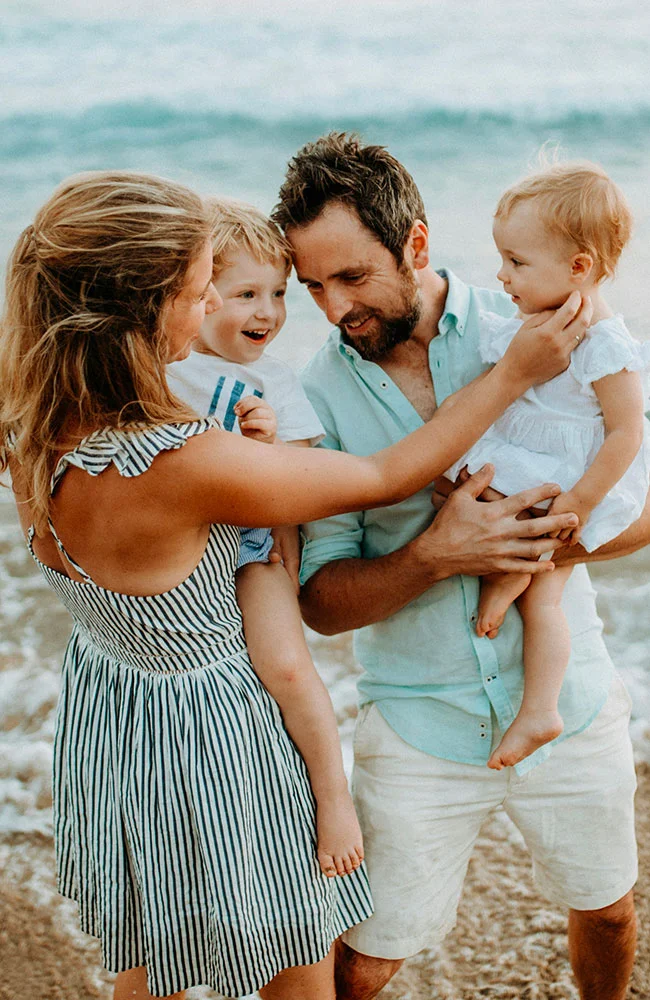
[167,350,324,444]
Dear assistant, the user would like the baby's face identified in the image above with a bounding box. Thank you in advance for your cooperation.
[493,201,576,316]
[196,250,287,363]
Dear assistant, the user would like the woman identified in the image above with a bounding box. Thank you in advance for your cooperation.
[0,172,585,1000]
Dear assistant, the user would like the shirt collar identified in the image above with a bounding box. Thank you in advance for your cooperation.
[436,268,471,337]
[332,266,472,363]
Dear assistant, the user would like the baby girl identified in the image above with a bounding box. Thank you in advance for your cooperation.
[447,161,650,769]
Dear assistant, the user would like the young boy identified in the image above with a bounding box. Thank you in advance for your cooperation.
[167,198,364,878]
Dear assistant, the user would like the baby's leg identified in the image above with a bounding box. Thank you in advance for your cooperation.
[477,571,532,639]
[236,561,363,878]
[488,564,573,770]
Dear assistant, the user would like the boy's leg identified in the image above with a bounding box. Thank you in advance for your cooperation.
[236,561,363,877]
[504,674,638,998]
[488,564,573,769]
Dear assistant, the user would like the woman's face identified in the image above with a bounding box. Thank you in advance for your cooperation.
[164,240,221,362]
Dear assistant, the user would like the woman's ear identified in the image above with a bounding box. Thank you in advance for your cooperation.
[570,252,594,284]
[406,220,430,270]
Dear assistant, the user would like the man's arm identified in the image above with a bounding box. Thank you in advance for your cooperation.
[300,466,579,635]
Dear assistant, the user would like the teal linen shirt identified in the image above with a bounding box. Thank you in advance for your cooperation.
[300,270,614,774]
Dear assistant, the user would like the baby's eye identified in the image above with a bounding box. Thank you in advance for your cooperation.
[511,258,523,267]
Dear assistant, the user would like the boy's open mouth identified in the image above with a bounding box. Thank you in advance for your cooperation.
[242,329,269,342]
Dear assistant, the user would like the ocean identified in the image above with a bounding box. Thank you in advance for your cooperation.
[1,2,650,993]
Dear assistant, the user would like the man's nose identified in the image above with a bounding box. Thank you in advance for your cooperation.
[323,288,353,326]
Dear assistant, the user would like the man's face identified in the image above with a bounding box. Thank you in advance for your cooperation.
[288,203,421,362]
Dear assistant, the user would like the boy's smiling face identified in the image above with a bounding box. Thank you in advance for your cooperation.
[196,250,288,363]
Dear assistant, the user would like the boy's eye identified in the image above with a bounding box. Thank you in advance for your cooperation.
[239,290,254,299]
[274,288,286,299]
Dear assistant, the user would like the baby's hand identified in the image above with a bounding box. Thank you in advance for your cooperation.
[547,490,593,544]
[234,396,277,444]
[269,524,301,592]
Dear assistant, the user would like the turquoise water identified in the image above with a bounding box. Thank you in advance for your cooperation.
[2,0,650,363]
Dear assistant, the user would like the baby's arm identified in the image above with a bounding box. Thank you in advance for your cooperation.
[549,369,646,542]
[236,561,363,877]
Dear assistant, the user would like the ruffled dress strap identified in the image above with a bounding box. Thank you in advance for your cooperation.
[50,418,218,493]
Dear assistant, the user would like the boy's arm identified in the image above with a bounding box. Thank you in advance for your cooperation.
[269,439,310,590]
[548,370,646,543]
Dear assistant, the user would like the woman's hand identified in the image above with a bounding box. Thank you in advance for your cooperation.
[234,396,277,444]
[499,291,594,390]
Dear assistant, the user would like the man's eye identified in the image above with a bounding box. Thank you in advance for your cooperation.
[346,274,365,283]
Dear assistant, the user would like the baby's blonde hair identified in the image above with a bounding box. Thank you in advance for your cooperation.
[205,197,293,277]
[495,161,632,281]
[0,170,211,530]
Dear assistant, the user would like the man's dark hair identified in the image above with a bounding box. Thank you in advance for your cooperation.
[272,132,428,264]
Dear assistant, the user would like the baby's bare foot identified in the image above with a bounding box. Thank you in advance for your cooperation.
[488,709,564,769]
[477,572,531,639]
[316,790,364,878]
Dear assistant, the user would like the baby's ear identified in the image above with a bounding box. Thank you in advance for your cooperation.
[571,252,594,283]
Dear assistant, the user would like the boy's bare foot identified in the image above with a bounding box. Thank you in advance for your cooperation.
[316,790,364,878]
[488,708,564,769]
[477,572,531,639]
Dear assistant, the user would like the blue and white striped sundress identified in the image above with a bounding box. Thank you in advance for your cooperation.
[25,420,373,999]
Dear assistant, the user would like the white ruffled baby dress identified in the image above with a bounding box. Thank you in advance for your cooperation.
[446,312,650,551]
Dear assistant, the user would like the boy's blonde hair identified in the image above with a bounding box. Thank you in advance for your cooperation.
[495,161,632,281]
[0,171,210,530]
[206,197,293,277]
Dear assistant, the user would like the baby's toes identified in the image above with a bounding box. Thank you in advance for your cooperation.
[317,851,338,878]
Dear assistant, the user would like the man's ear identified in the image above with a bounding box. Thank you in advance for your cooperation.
[406,220,430,270]
[570,252,594,284]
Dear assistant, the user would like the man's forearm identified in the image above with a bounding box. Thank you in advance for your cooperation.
[300,540,441,635]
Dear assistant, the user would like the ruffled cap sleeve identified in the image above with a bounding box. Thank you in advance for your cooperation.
[569,317,650,395]
[50,419,218,494]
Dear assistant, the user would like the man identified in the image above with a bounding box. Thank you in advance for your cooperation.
[272,133,642,1000]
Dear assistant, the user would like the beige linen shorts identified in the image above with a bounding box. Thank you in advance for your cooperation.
[343,674,638,960]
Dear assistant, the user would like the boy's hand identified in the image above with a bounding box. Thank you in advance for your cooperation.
[269,525,301,592]
[234,396,277,443]
[547,490,590,544]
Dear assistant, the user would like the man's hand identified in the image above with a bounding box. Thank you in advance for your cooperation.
[234,396,277,444]
[419,465,579,578]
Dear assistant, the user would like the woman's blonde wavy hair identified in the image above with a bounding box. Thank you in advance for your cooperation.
[0,170,212,530]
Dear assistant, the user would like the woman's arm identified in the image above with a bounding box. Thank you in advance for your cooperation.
[548,369,645,542]
[179,295,591,529]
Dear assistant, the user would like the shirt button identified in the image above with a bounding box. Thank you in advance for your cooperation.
[380,380,388,389]
[470,612,477,623]
[435,360,442,369]
[480,733,487,738]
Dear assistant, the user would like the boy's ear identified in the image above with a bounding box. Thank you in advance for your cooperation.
[406,220,430,270]
[571,252,594,283]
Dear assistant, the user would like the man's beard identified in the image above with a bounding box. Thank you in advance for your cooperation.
[339,271,422,363]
